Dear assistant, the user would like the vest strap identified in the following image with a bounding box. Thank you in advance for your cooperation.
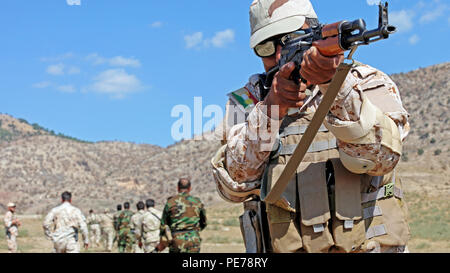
[366,224,387,239]
[279,138,337,156]
[313,224,325,233]
[263,62,353,204]
[279,124,329,138]
[363,206,383,220]
[362,171,402,203]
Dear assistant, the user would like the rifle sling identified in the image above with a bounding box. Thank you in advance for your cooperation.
[263,62,353,204]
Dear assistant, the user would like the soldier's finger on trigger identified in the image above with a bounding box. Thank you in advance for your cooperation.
[278,95,304,108]
[279,62,296,79]
[276,76,300,92]
[279,88,306,101]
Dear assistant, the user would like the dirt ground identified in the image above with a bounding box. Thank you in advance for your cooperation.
[1,173,448,253]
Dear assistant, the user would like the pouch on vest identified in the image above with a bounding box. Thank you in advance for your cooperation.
[329,159,366,252]
[267,203,303,253]
[362,172,410,248]
[297,162,334,253]
[262,163,297,212]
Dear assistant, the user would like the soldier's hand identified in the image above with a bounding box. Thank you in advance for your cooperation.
[300,46,344,85]
[155,242,165,252]
[84,243,89,250]
[263,62,307,120]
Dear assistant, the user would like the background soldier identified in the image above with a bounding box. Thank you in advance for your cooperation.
[117,201,134,253]
[87,209,101,247]
[130,201,145,253]
[43,191,89,253]
[140,199,162,253]
[4,202,21,253]
[156,178,207,253]
[99,208,115,252]
[113,204,122,247]
[212,0,410,253]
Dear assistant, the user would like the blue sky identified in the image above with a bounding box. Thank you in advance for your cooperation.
[0,0,449,147]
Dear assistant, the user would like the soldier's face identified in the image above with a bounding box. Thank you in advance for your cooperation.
[261,44,282,72]
[260,22,310,72]
[9,207,15,212]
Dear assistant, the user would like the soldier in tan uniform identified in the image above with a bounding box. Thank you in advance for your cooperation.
[4,203,21,253]
[212,0,410,253]
[140,199,162,253]
[99,208,115,252]
[130,201,145,253]
[43,191,89,253]
[87,209,101,247]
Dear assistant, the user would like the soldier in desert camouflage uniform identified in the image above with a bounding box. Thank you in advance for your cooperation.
[130,201,145,253]
[43,191,89,253]
[140,199,162,253]
[156,178,207,253]
[116,202,135,253]
[4,202,21,253]
[87,209,101,247]
[113,204,122,247]
[99,208,115,252]
[211,0,411,253]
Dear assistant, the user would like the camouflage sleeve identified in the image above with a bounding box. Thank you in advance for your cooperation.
[321,64,410,176]
[225,102,281,183]
[4,212,12,228]
[77,210,89,244]
[42,209,55,239]
[132,215,142,239]
[159,203,170,238]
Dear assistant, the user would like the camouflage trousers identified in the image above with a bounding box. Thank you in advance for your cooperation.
[6,234,17,253]
[101,228,115,252]
[143,241,159,253]
[132,243,144,253]
[89,224,101,247]
[118,228,135,253]
[169,230,201,253]
[53,237,80,253]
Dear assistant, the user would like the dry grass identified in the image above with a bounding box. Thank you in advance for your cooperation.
[1,195,448,253]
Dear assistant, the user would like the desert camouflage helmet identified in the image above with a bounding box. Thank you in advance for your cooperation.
[249,0,317,48]
[7,202,16,207]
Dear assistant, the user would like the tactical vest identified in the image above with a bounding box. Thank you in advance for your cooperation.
[261,110,409,253]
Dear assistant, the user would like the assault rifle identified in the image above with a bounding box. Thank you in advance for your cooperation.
[265,2,396,88]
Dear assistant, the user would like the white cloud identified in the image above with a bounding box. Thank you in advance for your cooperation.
[184,32,204,49]
[109,56,141,68]
[185,29,235,49]
[32,81,52,89]
[56,85,76,93]
[46,63,65,75]
[207,29,235,48]
[67,66,81,75]
[86,53,107,65]
[40,52,74,62]
[390,10,415,32]
[366,0,380,6]
[86,54,141,68]
[89,69,143,99]
[150,21,163,28]
[409,34,420,45]
[419,5,446,23]
[66,0,81,6]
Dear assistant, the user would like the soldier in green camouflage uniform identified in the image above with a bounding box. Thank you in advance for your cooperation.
[117,202,135,253]
[156,178,207,253]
